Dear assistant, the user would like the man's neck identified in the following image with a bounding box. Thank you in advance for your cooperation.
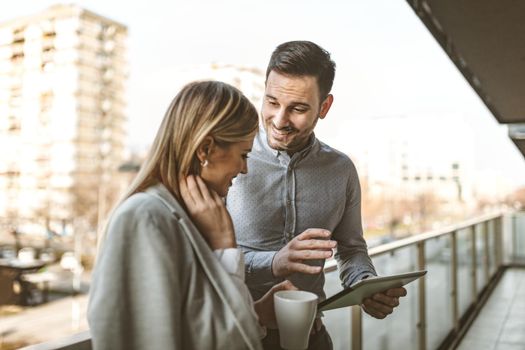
[286,134,315,157]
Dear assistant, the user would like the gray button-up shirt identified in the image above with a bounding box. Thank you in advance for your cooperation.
[227,128,376,301]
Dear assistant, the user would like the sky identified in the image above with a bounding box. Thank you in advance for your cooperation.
[1,0,525,189]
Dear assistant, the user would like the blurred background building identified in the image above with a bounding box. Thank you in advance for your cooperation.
[160,62,265,109]
[0,4,127,237]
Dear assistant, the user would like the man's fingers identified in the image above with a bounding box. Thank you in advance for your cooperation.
[296,229,332,241]
[363,297,393,316]
[385,287,407,298]
[362,304,387,319]
[294,239,337,251]
[361,287,406,320]
[372,293,399,307]
[289,249,333,261]
[287,262,322,275]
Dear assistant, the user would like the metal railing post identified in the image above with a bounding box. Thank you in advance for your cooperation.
[417,241,427,350]
[512,214,518,261]
[351,305,362,350]
[450,231,459,331]
[495,216,503,267]
[470,225,478,302]
[483,221,490,281]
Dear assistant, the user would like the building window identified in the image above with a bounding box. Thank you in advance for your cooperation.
[10,52,24,63]
[40,91,54,113]
[7,116,21,133]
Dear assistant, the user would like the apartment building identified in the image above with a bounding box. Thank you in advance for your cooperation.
[0,4,127,235]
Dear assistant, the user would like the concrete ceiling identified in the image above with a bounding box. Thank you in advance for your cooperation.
[406,0,525,156]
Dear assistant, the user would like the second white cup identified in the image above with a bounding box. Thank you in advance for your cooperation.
[274,290,318,350]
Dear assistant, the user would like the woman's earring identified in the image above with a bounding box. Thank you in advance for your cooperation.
[201,159,208,167]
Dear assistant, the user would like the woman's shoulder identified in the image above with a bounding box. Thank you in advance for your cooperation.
[116,191,172,218]
[107,191,182,237]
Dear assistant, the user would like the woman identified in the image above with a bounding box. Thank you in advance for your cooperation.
[88,81,293,350]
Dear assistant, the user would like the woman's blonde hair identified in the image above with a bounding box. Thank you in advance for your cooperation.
[94,81,258,253]
[123,80,259,202]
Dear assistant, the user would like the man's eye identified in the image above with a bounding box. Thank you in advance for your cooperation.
[293,108,306,113]
[268,100,278,106]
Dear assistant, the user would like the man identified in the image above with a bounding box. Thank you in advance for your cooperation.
[227,41,406,349]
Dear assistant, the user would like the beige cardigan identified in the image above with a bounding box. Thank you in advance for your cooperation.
[88,184,263,350]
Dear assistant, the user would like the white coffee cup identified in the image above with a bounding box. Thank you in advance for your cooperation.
[274,290,318,350]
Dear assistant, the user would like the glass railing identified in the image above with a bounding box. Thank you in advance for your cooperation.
[509,212,525,263]
[324,211,525,350]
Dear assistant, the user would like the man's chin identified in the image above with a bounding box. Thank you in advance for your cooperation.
[267,135,288,151]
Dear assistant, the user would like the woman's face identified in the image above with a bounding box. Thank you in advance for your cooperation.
[200,136,255,197]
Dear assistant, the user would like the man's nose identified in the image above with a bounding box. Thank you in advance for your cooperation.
[272,107,289,128]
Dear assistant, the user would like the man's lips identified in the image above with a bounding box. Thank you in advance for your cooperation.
[271,125,295,140]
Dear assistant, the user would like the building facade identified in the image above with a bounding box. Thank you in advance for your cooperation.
[0,4,127,235]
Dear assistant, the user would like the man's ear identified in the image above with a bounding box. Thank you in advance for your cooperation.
[196,136,215,163]
[319,94,334,120]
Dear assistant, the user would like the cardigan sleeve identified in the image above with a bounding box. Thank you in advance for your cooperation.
[213,248,266,338]
[88,198,185,350]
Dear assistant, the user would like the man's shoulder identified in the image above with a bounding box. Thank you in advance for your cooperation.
[315,139,357,171]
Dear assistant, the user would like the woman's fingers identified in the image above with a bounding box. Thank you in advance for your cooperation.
[185,175,204,207]
[210,187,224,206]
[179,176,194,207]
[195,175,213,203]
[272,280,298,292]
[181,175,222,215]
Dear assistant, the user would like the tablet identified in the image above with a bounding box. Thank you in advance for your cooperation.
[318,270,427,312]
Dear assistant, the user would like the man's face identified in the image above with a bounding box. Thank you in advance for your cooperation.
[261,70,332,154]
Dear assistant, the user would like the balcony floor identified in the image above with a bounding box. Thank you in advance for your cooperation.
[457,268,525,350]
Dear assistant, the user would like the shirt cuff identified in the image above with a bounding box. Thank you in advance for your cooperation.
[245,250,278,285]
[214,248,245,281]
[352,272,376,285]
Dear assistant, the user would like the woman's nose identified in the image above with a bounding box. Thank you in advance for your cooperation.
[240,159,248,174]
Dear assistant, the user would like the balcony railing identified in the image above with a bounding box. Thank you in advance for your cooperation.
[323,210,525,350]
[19,211,525,350]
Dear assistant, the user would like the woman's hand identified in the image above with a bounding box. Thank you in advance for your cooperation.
[253,280,298,328]
[179,175,236,249]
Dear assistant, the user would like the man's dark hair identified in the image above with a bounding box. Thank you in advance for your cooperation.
[265,40,336,99]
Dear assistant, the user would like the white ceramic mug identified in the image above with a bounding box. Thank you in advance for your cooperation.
[274,290,319,350]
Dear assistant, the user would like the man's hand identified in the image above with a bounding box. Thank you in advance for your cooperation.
[253,280,297,328]
[361,287,407,319]
[272,229,337,278]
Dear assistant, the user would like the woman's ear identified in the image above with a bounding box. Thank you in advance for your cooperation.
[196,136,215,163]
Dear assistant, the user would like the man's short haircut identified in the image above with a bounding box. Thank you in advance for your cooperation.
[265,40,336,99]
